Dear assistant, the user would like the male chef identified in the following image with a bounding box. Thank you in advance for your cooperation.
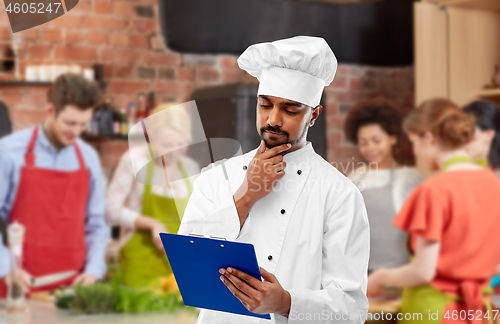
[0,74,108,291]
[178,36,370,323]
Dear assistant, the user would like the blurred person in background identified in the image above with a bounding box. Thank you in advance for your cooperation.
[367,98,500,324]
[463,100,500,291]
[0,74,108,293]
[106,103,199,289]
[463,100,500,173]
[344,97,422,273]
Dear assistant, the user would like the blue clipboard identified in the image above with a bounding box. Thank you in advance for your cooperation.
[159,233,271,320]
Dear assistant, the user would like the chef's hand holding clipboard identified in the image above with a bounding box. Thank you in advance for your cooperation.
[219,266,291,318]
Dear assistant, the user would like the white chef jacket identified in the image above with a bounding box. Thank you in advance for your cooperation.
[178,142,370,324]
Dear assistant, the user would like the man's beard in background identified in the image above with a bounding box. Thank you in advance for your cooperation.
[259,122,308,149]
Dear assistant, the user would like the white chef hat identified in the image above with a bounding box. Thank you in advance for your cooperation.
[237,36,337,108]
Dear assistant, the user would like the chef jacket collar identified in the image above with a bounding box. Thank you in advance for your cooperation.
[282,141,314,164]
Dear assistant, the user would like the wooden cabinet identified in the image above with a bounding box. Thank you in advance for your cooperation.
[415,0,500,106]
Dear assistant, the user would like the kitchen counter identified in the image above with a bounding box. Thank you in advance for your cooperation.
[0,300,199,324]
[366,295,500,323]
[0,298,399,324]
[4,296,498,323]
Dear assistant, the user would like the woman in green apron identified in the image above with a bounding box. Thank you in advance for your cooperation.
[106,103,198,288]
[367,98,500,324]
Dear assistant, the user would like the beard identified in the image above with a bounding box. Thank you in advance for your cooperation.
[259,122,309,149]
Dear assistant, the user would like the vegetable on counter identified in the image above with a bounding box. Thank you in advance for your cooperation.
[54,273,193,315]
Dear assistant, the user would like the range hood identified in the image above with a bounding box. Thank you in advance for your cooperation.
[158,0,415,66]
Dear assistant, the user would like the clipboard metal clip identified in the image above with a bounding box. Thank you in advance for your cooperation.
[188,233,227,241]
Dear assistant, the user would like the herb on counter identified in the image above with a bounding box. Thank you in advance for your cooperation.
[54,274,193,315]
[71,283,117,314]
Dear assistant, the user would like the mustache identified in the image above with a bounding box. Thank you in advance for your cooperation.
[260,126,288,137]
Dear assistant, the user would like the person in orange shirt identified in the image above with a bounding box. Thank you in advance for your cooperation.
[367,98,500,324]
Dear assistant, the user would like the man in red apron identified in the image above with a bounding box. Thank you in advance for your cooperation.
[0,74,108,294]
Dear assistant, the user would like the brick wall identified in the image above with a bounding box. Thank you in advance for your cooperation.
[0,0,414,178]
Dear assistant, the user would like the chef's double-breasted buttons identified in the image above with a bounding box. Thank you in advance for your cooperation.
[268,255,273,261]
[281,209,285,214]
[297,170,302,175]
[243,165,247,170]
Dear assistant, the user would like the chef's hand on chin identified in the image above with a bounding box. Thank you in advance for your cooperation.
[238,141,291,203]
[72,273,98,287]
[219,266,291,317]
